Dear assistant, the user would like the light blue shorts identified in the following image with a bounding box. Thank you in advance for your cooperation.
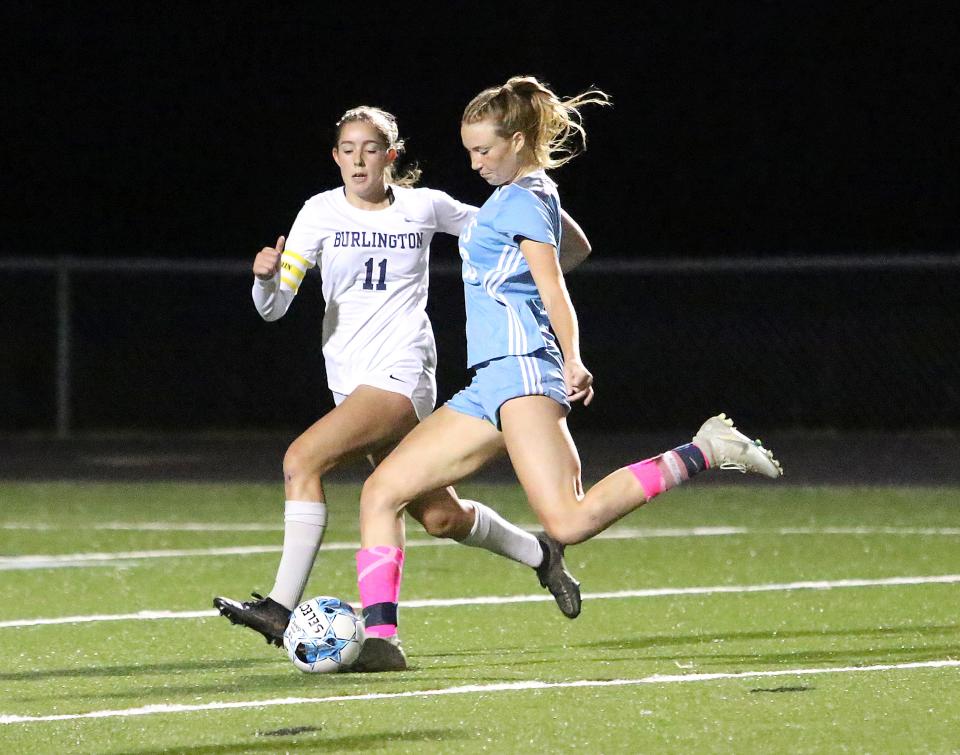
[446,348,570,429]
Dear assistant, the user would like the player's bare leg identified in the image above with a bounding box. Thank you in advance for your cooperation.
[500,397,782,545]
[216,389,579,655]
[354,407,513,670]
[215,386,419,646]
[405,482,581,618]
[355,434,581,673]
[360,406,507,546]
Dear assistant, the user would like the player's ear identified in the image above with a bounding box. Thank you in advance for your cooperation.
[332,147,342,167]
[510,131,525,154]
[386,147,398,164]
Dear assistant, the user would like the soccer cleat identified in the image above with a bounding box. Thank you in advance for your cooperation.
[352,635,408,672]
[535,533,582,619]
[213,593,291,648]
[692,413,783,478]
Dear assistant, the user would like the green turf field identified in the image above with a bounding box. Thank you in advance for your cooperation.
[2,481,960,753]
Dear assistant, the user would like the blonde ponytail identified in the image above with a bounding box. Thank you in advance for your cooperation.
[462,76,611,169]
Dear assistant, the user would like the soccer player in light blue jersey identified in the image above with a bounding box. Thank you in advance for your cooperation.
[212,106,587,663]
[355,77,784,671]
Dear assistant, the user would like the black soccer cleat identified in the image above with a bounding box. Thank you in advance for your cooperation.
[351,635,408,673]
[535,533,582,619]
[213,592,291,647]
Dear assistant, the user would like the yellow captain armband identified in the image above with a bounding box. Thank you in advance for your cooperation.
[282,250,310,268]
[279,250,312,292]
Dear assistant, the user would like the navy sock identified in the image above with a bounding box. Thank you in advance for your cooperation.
[673,442,707,477]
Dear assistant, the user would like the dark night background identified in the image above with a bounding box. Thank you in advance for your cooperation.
[8,1,959,258]
[2,2,959,435]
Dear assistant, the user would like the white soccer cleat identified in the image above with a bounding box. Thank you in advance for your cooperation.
[692,413,783,478]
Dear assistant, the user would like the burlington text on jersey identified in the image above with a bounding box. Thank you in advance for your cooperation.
[332,231,425,250]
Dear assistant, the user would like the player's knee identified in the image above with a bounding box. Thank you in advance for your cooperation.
[539,514,582,546]
[283,440,336,481]
[417,503,464,539]
[282,441,310,480]
[359,473,405,519]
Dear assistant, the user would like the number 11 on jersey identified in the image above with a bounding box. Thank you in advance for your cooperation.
[363,258,387,291]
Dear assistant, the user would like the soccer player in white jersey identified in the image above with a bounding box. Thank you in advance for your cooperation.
[213,106,592,667]
[356,77,785,670]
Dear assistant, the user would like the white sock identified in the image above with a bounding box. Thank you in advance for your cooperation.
[459,500,543,568]
[267,500,327,610]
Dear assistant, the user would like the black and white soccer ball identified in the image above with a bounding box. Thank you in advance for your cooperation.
[282,596,365,673]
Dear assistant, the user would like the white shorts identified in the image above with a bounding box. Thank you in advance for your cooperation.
[331,364,436,421]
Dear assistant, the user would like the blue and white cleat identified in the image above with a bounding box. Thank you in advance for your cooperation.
[692,413,783,478]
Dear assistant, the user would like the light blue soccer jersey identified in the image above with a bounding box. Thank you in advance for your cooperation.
[457,170,563,368]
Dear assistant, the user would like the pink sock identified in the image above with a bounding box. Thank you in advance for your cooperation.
[628,448,697,501]
[356,546,404,638]
[628,457,665,499]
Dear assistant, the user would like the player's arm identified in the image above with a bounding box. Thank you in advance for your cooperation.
[557,210,591,273]
[520,238,594,405]
[432,189,478,237]
[252,235,296,321]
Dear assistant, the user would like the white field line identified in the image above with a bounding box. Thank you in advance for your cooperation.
[1,522,283,532]
[0,523,737,535]
[3,573,960,629]
[0,545,285,570]
[6,522,960,536]
[5,525,960,571]
[2,659,958,725]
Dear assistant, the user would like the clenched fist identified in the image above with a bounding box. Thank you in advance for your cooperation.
[253,235,286,280]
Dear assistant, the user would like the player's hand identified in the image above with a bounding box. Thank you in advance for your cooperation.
[252,235,285,280]
[564,358,594,406]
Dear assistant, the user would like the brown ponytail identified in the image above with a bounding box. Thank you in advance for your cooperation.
[335,106,422,187]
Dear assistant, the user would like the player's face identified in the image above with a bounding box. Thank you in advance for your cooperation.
[460,119,526,186]
[333,121,397,200]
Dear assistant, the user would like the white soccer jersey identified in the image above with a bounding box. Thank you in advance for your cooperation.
[253,186,474,398]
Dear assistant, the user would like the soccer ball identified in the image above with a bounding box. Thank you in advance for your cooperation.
[283,596,365,673]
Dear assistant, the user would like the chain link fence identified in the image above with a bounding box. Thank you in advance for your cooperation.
[2,254,958,435]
